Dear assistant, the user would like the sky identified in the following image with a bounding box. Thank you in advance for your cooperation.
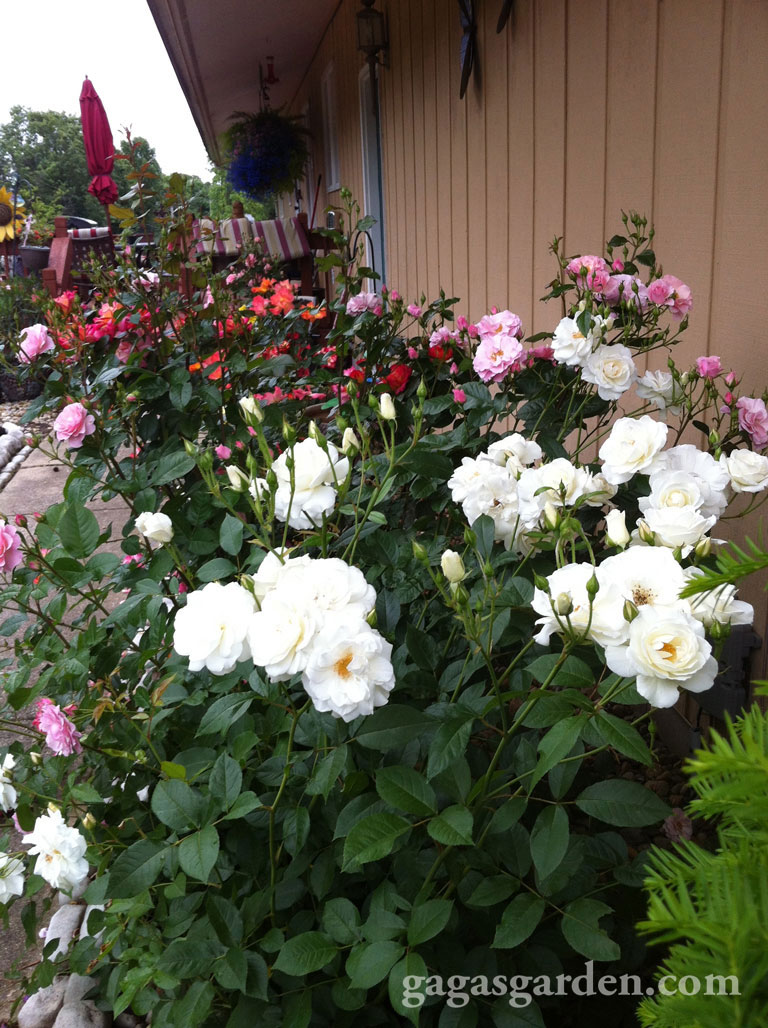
[0,0,212,181]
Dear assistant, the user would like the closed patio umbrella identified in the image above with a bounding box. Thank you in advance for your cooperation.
[79,77,117,230]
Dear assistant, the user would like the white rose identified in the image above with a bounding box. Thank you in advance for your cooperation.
[605,509,630,548]
[683,568,754,628]
[380,393,397,421]
[599,545,688,611]
[721,449,768,493]
[517,459,592,522]
[580,343,637,400]
[341,427,361,454]
[448,456,492,504]
[22,808,89,893]
[551,316,595,367]
[599,416,668,485]
[249,550,311,604]
[273,438,349,530]
[639,470,704,515]
[603,605,718,708]
[302,616,395,722]
[639,506,716,554]
[582,471,618,506]
[238,394,263,424]
[226,466,250,491]
[134,511,174,544]
[0,753,17,811]
[272,557,377,621]
[483,434,542,476]
[635,369,684,415]
[0,852,24,904]
[247,594,319,681]
[648,445,729,518]
[461,464,525,551]
[173,581,256,675]
[531,563,627,648]
[441,550,466,583]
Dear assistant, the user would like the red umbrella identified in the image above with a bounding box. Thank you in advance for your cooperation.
[79,77,118,218]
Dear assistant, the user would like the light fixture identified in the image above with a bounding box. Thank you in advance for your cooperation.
[356,0,388,67]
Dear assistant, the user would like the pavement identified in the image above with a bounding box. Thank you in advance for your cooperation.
[0,441,129,1024]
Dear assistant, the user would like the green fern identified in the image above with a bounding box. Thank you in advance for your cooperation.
[637,706,768,1027]
[680,534,768,598]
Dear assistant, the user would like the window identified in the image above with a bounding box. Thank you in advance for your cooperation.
[321,62,340,192]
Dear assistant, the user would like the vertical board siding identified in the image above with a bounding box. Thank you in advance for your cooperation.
[506,0,535,333]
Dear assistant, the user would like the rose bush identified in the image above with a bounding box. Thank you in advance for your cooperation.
[0,193,765,1025]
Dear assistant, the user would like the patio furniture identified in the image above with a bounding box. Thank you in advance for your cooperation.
[41,217,115,297]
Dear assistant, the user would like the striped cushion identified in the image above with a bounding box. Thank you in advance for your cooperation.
[192,217,311,262]
[252,217,311,261]
[68,227,111,239]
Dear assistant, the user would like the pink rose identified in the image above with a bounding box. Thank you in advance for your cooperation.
[456,315,469,332]
[473,334,525,383]
[646,278,673,306]
[389,290,401,302]
[346,292,382,316]
[696,355,722,379]
[736,396,768,449]
[611,259,624,272]
[566,255,611,292]
[476,310,523,341]
[528,345,556,363]
[54,402,96,449]
[602,275,648,309]
[18,324,54,363]
[407,304,422,318]
[452,388,466,404]
[0,521,22,573]
[215,444,232,459]
[648,274,693,319]
[33,698,82,756]
[407,346,419,359]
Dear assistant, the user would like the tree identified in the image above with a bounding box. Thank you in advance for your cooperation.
[0,106,103,221]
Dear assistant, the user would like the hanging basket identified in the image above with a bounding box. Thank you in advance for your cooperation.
[223,109,309,202]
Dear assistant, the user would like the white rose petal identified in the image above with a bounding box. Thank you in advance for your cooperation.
[22,809,89,893]
[722,449,768,494]
[517,458,593,522]
[580,343,637,400]
[551,316,595,367]
[648,444,729,518]
[0,753,17,812]
[683,568,754,629]
[639,506,716,554]
[272,438,349,530]
[604,605,718,708]
[173,581,256,675]
[302,616,395,722]
[599,546,688,611]
[0,852,24,904]
[247,594,319,681]
[483,434,542,476]
[531,563,627,648]
[134,511,174,544]
[635,369,684,416]
[599,416,668,485]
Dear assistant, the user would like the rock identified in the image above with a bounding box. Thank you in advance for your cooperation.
[646,779,670,797]
[57,877,89,905]
[114,1014,141,1028]
[45,903,86,960]
[52,1001,110,1028]
[18,977,67,1028]
[64,975,97,1004]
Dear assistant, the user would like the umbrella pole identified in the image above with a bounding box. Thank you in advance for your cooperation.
[102,201,113,240]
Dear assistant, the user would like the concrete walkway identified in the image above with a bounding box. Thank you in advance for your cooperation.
[0,443,129,1024]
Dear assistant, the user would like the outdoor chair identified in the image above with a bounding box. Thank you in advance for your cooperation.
[41,217,116,298]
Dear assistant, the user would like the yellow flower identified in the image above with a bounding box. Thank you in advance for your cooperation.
[0,186,25,242]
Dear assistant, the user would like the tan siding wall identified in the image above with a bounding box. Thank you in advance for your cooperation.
[292,0,768,675]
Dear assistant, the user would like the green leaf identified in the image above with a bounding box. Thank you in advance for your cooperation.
[575,780,671,826]
[529,715,587,791]
[214,948,249,991]
[152,450,196,485]
[151,779,204,831]
[197,694,252,737]
[356,704,434,751]
[223,791,262,820]
[179,825,220,881]
[169,379,193,410]
[376,765,436,815]
[160,761,187,780]
[561,898,620,961]
[492,894,546,949]
[342,813,411,870]
[207,895,244,946]
[305,746,347,799]
[530,805,569,879]
[273,932,337,976]
[58,505,99,559]
[426,717,474,780]
[159,939,226,979]
[197,557,238,582]
[427,805,473,846]
[108,840,166,899]
[466,876,518,908]
[389,952,428,1025]
[210,753,243,809]
[283,990,312,1028]
[322,898,361,945]
[346,940,404,989]
[592,711,652,765]
[407,899,453,946]
[219,514,244,556]
[523,654,595,689]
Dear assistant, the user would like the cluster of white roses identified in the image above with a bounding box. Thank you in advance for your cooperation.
[552,313,641,400]
[173,554,395,722]
[449,413,767,709]
[447,433,615,552]
[229,436,349,531]
[0,806,90,904]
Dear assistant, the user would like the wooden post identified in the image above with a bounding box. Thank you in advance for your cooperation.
[44,217,74,295]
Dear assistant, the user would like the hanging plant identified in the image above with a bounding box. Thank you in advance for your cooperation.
[222,109,309,202]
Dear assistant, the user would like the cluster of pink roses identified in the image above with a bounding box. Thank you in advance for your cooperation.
[345,291,384,318]
[32,698,82,756]
[472,309,526,383]
[566,255,692,319]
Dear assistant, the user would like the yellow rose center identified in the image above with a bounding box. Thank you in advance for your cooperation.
[333,653,354,679]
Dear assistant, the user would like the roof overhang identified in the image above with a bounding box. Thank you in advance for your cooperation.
[147,0,340,165]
